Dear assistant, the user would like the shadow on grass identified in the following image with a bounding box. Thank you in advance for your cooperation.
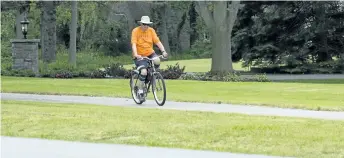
[274,79,344,84]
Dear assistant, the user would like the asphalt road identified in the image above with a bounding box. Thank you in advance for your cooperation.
[1,136,291,158]
[2,93,344,120]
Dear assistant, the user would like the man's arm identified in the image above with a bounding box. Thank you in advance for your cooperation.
[152,29,168,57]
[131,28,140,58]
[156,42,166,53]
[132,43,138,58]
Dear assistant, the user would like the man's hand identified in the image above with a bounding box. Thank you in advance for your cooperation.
[135,54,142,59]
[162,51,168,58]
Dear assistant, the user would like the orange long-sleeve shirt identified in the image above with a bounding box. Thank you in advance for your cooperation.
[131,26,161,57]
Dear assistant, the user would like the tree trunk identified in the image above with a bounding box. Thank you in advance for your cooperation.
[195,1,240,74]
[41,1,57,63]
[159,3,171,54]
[189,2,198,46]
[69,0,77,67]
[316,2,331,63]
[211,27,233,73]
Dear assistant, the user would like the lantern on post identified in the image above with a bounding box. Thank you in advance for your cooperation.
[20,17,29,39]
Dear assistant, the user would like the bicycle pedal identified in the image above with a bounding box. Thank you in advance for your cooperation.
[139,95,146,102]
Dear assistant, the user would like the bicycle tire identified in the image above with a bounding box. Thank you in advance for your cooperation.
[129,72,144,104]
[152,72,166,106]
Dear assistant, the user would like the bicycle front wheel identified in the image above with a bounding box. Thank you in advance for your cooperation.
[152,72,166,106]
[130,72,144,104]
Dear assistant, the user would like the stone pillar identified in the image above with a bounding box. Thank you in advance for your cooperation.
[10,39,40,76]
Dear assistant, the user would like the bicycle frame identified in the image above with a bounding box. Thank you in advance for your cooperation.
[130,54,167,106]
[133,55,165,94]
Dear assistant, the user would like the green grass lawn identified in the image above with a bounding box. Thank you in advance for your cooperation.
[2,76,344,111]
[123,58,249,72]
[2,100,344,158]
[279,79,344,84]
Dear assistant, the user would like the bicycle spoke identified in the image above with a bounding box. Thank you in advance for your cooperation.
[152,72,166,106]
[130,72,144,104]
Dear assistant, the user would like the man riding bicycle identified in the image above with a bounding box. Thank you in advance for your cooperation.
[131,15,168,98]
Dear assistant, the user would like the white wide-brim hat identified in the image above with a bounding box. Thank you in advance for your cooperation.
[139,16,153,24]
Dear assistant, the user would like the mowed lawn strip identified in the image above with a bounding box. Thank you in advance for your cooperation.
[2,76,344,111]
[1,100,344,158]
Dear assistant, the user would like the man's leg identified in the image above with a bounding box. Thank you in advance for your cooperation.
[134,59,149,98]
[149,53,161,70]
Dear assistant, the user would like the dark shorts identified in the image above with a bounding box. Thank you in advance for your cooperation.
[133,52,158,70]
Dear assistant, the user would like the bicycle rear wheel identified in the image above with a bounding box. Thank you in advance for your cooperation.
[152,72,166,106]
[130,72,144,104]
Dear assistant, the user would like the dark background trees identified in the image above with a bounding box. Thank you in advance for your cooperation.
[1,1,343,74]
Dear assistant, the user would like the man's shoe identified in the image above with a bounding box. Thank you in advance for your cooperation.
[138,90,146,102]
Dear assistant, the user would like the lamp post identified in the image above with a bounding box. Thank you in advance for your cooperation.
[20,17,29,39]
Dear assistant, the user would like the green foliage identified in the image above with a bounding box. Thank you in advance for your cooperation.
[180,72,271,82]
[283,60,344,74]
[56,2,72,25]
[90,70,107,78]
[27,1,41,39]
[1,10,16,41]
[169,1,192,10]
[160,63,186,79]
[1,69,36,77]
[1,46,13,76]
[1,43,189,79]
[76,1,130,55]
[36,49,132,78]
[202,72,243,82]
[187,39,212,58]
[253,73,270,82]
[249,60,344,74]
[91,21,129,56]
[1,1,128,55]
[2,1,343,75]
[104,63,130,78]
[1,42,12,59]
[234,1,344,73]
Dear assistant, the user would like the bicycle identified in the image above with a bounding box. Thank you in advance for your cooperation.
[129,55,167,106]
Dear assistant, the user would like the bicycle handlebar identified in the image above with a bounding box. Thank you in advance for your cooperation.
[137,55,167,61]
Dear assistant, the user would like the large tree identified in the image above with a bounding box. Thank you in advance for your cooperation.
[195,1,241,74]
[69,0,77,66]
[41,1,57,63]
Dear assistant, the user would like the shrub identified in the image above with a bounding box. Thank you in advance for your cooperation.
[90,70,107,78]
[180,72,243,82]
[55,70,73,79]
[252,60,344,74]
[104,63,129,78]
[180,72,205,80]
[252,73,270,82]
[5,69,36,77]
[180,71,271,82]
[204,72,243,82]
[160,63,185,79]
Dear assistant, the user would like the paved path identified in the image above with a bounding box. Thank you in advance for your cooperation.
[1,136,290,158]
[2,93,344,120]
